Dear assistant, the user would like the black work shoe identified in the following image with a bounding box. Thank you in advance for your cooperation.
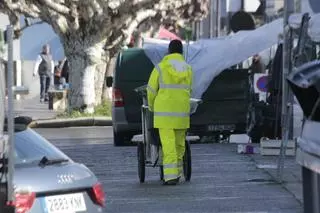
[163,178,179,186]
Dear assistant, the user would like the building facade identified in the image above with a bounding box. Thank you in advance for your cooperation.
[193,0,309,40]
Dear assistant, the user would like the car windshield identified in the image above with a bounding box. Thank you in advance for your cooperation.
[14,128,69,165]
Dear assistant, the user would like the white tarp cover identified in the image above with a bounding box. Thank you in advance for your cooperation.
[144,18,284,99]
[288,13,320,42]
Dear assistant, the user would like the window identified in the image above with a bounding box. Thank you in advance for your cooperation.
[14,128,68,165]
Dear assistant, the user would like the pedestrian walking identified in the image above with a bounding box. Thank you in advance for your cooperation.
[33,44,54,103]
[147,40,193,185]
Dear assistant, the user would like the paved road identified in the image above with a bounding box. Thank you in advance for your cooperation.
[34,127,303,213]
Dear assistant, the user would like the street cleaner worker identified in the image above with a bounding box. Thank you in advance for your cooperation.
[147,40,193,185]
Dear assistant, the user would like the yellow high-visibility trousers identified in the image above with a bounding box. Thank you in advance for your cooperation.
[159,128,186,181]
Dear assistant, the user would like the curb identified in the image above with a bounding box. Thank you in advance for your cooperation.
[29,117,113,128]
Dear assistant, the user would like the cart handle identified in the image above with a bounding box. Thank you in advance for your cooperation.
[134,85,147,93]
[190,98,202,104]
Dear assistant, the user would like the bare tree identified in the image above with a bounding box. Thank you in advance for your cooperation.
[0,0,209,113]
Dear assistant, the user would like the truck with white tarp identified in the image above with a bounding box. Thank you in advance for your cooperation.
[109,18,289,144]
[142,18,285,142]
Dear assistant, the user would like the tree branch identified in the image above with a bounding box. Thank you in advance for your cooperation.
[40,0,70,16]
[123,9,157,38]
[89,0,103,15]
[20,20,44,31]
[0,1,41,20]
[12,19,44,39]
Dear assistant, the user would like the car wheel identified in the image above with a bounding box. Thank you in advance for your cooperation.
[183,141,192,181]
[113,130,127,146]
[159,165,164,181]
[113,131,135,146]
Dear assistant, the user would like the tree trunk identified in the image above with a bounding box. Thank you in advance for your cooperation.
[64,37,105,114]
[95,62,107,105]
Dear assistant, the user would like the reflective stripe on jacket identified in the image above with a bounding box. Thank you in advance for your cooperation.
[147,53,193,129]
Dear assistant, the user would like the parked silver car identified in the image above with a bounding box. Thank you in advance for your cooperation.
[1,121,105,213]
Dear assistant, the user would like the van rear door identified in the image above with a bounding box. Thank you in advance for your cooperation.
[115,49,154,124]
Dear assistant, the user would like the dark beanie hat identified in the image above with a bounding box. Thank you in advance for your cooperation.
[168,39,183,54]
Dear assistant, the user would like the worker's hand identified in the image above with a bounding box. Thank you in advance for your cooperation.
[32,73,36,78]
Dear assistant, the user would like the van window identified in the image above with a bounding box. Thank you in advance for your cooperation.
[117,49,154,82]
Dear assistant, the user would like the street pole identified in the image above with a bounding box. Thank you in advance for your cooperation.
[0,46,4,141]
[216,0,221,37]
[210,0,214,38]
[199,20,204,39]
[0,32,5,209]
[277,0,295,183]
[6,25,15,208]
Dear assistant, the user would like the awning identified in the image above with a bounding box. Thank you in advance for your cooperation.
[157,27,182,41]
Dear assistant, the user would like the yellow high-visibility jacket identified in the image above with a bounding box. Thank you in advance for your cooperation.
[147,53,193,129]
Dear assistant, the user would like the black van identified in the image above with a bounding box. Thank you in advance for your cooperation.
[108,48,260,146]
[108,48,154,146]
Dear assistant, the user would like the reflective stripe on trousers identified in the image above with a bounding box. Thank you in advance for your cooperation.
[154,112,189,117]
[164,174,179,180]
[159,129,186,181]
[163,163,180,180]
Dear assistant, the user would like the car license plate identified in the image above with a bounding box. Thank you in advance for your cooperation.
[45,193,87,213]
[207,124,235,132]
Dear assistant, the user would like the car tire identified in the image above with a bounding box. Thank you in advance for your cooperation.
[113,130,127,146]
[183,141,192,182]
[159,165,164,181]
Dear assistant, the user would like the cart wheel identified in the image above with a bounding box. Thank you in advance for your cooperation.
[159,165,164,181]
[183,141,192,182]
[137,143,145,183]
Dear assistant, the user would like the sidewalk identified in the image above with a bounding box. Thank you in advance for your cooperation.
[10,97,112,127]
[251,153,303,203]
[12,96,58,120]
[132,134,304,210]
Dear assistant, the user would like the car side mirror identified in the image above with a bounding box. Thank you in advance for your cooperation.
[106,76,113,88]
